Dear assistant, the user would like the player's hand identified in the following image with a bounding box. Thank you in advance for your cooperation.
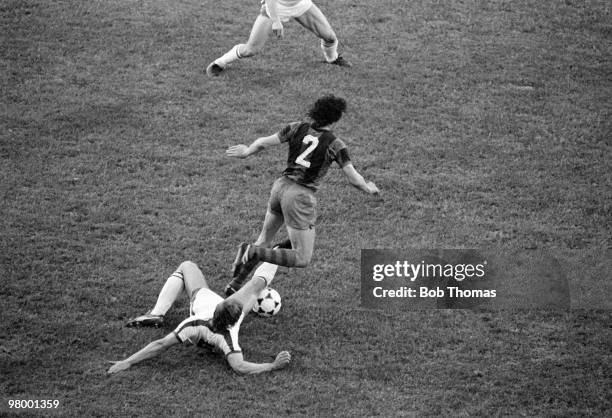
[226,144,249,159]
[272,351,291,370]
[272,20,284,39]
[366,181,380,196]
[107,360,130,374]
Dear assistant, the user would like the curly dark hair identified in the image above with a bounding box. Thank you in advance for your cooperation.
[212,299,243,332]
[307,95,347,128]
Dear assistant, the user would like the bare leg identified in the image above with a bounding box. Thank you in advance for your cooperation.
[240,14,274,57]
[295,5,336,41]
[285,225,315,267]
[295,5,339,62]
[150,261,209,314]
[210,14,273,71]
[254,209,285,246]
[178,261,209,297]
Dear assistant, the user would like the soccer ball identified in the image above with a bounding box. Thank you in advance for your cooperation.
[253,288,282,317]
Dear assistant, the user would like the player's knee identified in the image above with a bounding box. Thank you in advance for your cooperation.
[320,31,337,45]
[241,43,262,57]
[180,260,198,271]
[256,238,273,247]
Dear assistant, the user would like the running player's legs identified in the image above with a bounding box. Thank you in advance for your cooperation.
[226,190,285,292]
[282,184,317,267]
[295,4,339,62]
[244,181,316,268]
[270,182,316,267]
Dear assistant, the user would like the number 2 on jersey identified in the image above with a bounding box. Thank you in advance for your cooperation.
[295,135,319,168]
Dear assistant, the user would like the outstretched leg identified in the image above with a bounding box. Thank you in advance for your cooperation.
[207,14,273,76]
[241,179,317,269]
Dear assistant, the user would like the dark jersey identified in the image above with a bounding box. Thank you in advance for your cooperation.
[278,122,351,191]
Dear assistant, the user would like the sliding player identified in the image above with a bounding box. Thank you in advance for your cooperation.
[107,260,290,375]
[206,0,350,76]
[224,94,380,295]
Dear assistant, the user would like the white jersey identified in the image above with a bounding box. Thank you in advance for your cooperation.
[173,287,243,356]
[173,312,244,356]
[189,287,223,317]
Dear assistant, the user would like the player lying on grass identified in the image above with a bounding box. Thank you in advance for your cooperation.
[224,94,380,296]
[206,0,350,76]
[107,260,290,375]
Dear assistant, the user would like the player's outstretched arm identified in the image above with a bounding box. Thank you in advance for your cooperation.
[226,134,282,159]
[226,351,291,375]
[341,163,380,195]
[107,333,178,374]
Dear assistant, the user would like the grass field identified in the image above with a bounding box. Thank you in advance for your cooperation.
[1,0,611,416]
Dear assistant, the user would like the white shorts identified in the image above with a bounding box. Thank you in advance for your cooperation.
[263,0,314,22]
[189,287,224,319]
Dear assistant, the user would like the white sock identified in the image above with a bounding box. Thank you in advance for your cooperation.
[320,39,338,62]
[252,262,279,287]
[150,271,185,316]
[215,44,244,68]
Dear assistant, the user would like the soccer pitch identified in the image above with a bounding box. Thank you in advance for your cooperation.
[1,0,610,416]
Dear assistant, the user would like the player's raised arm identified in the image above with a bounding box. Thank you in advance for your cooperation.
[226,351,291,375]
[341,163,380,195]
[226,133,282,159]
[107,333,179,374]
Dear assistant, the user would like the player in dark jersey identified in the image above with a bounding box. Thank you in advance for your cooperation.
[107,261,291,375]
[224,95,380,295]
